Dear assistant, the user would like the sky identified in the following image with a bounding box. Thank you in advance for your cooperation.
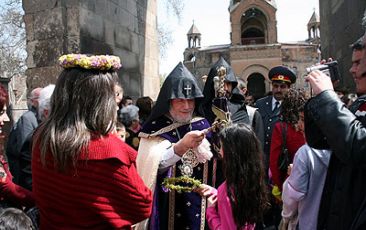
[158,0,319,75]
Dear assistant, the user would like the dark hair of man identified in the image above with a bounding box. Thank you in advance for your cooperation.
[219,123,269,227]
[281,89,307,128]
[35,68,118,171]
[0,207,34,230]
[0,84,8,109]
[351,37,364,51]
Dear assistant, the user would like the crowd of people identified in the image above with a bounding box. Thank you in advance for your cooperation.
[0,13,365,230]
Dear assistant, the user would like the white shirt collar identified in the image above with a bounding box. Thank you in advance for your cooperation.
[271,97,281,109]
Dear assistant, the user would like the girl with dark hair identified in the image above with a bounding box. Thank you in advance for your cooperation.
[198,123,269,229]
[32,54,152,229]
[0,84,35,209]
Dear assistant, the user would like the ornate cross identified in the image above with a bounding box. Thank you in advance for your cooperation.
[184,84,192,96]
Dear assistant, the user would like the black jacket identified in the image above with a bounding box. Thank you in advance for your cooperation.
[305,90,366,230]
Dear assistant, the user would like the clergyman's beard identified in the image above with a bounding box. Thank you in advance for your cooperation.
[170,111,193,123]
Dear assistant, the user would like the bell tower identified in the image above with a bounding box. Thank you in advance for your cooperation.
[229,0,277,45]
[307,10,320,44]
[184,22,202,63]
[187,22,201,48]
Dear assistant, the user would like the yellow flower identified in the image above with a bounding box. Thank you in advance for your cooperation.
[58,54,122,70]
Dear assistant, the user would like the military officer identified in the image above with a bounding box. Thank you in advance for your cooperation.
[255,66,296,174]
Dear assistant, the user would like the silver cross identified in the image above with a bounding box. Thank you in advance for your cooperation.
[184,84,192,96]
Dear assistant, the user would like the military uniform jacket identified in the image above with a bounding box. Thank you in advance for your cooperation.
[255,96,281,159]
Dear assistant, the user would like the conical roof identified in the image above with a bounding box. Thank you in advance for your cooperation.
[266,0,277,8]
[308,11,320,25]
[187,23,201,35]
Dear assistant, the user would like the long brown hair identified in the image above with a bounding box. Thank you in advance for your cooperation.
[219,124,269,228]
[35,68,119,171]
[281,89,308,128]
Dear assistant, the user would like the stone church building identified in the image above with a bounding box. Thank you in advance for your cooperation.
[183,0,320,99]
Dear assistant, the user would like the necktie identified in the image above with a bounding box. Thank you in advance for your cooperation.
[273,101,279,112]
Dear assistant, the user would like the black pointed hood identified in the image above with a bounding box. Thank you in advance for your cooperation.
[200,57,246,123]
[145,62,203,124]
[202,57,239,104]
[207,57,238,89]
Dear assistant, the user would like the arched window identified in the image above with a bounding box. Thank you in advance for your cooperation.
[242,27,265,45]
[247,73,265,99]
[241,8,266,45]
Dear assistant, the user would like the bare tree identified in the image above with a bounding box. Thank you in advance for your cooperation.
[165,0,185,20]
[0,0,26,79]
[158,0,184,59]
[157,24,173,59]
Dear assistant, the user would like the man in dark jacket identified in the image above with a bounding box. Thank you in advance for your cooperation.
[6,87,41,184]
[255,66,296,172]
[19,85,54,191]
[305,35,366,230]
[200,57,264,141]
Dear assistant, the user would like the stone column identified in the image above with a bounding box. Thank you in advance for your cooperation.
[23,0,67,89]
[141,0,160,100]
[23,0,160,98]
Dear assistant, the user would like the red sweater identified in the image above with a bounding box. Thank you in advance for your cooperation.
[269,122,305,191]
[32,134,152,230]
[0,156,35,208]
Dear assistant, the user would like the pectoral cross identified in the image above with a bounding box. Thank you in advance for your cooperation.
[184,84,192,96]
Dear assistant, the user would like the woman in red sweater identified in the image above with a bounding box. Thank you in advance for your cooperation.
[269,89,307,195]
[0,84,35,209]
[32,54,152,229]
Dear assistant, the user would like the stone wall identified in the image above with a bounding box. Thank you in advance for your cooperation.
[281,43,319,90]
[23,0,160,99]
[184,46,231,89]
[320,0,366,91]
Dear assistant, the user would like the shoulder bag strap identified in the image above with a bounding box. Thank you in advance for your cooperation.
[281,122,288,151]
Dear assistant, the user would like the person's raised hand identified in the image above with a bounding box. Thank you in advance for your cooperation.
[305,70,334,96]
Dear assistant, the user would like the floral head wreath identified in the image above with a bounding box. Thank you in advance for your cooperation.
[59,54,122,71]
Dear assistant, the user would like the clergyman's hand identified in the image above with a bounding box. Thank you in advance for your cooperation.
[174,130,205,156]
